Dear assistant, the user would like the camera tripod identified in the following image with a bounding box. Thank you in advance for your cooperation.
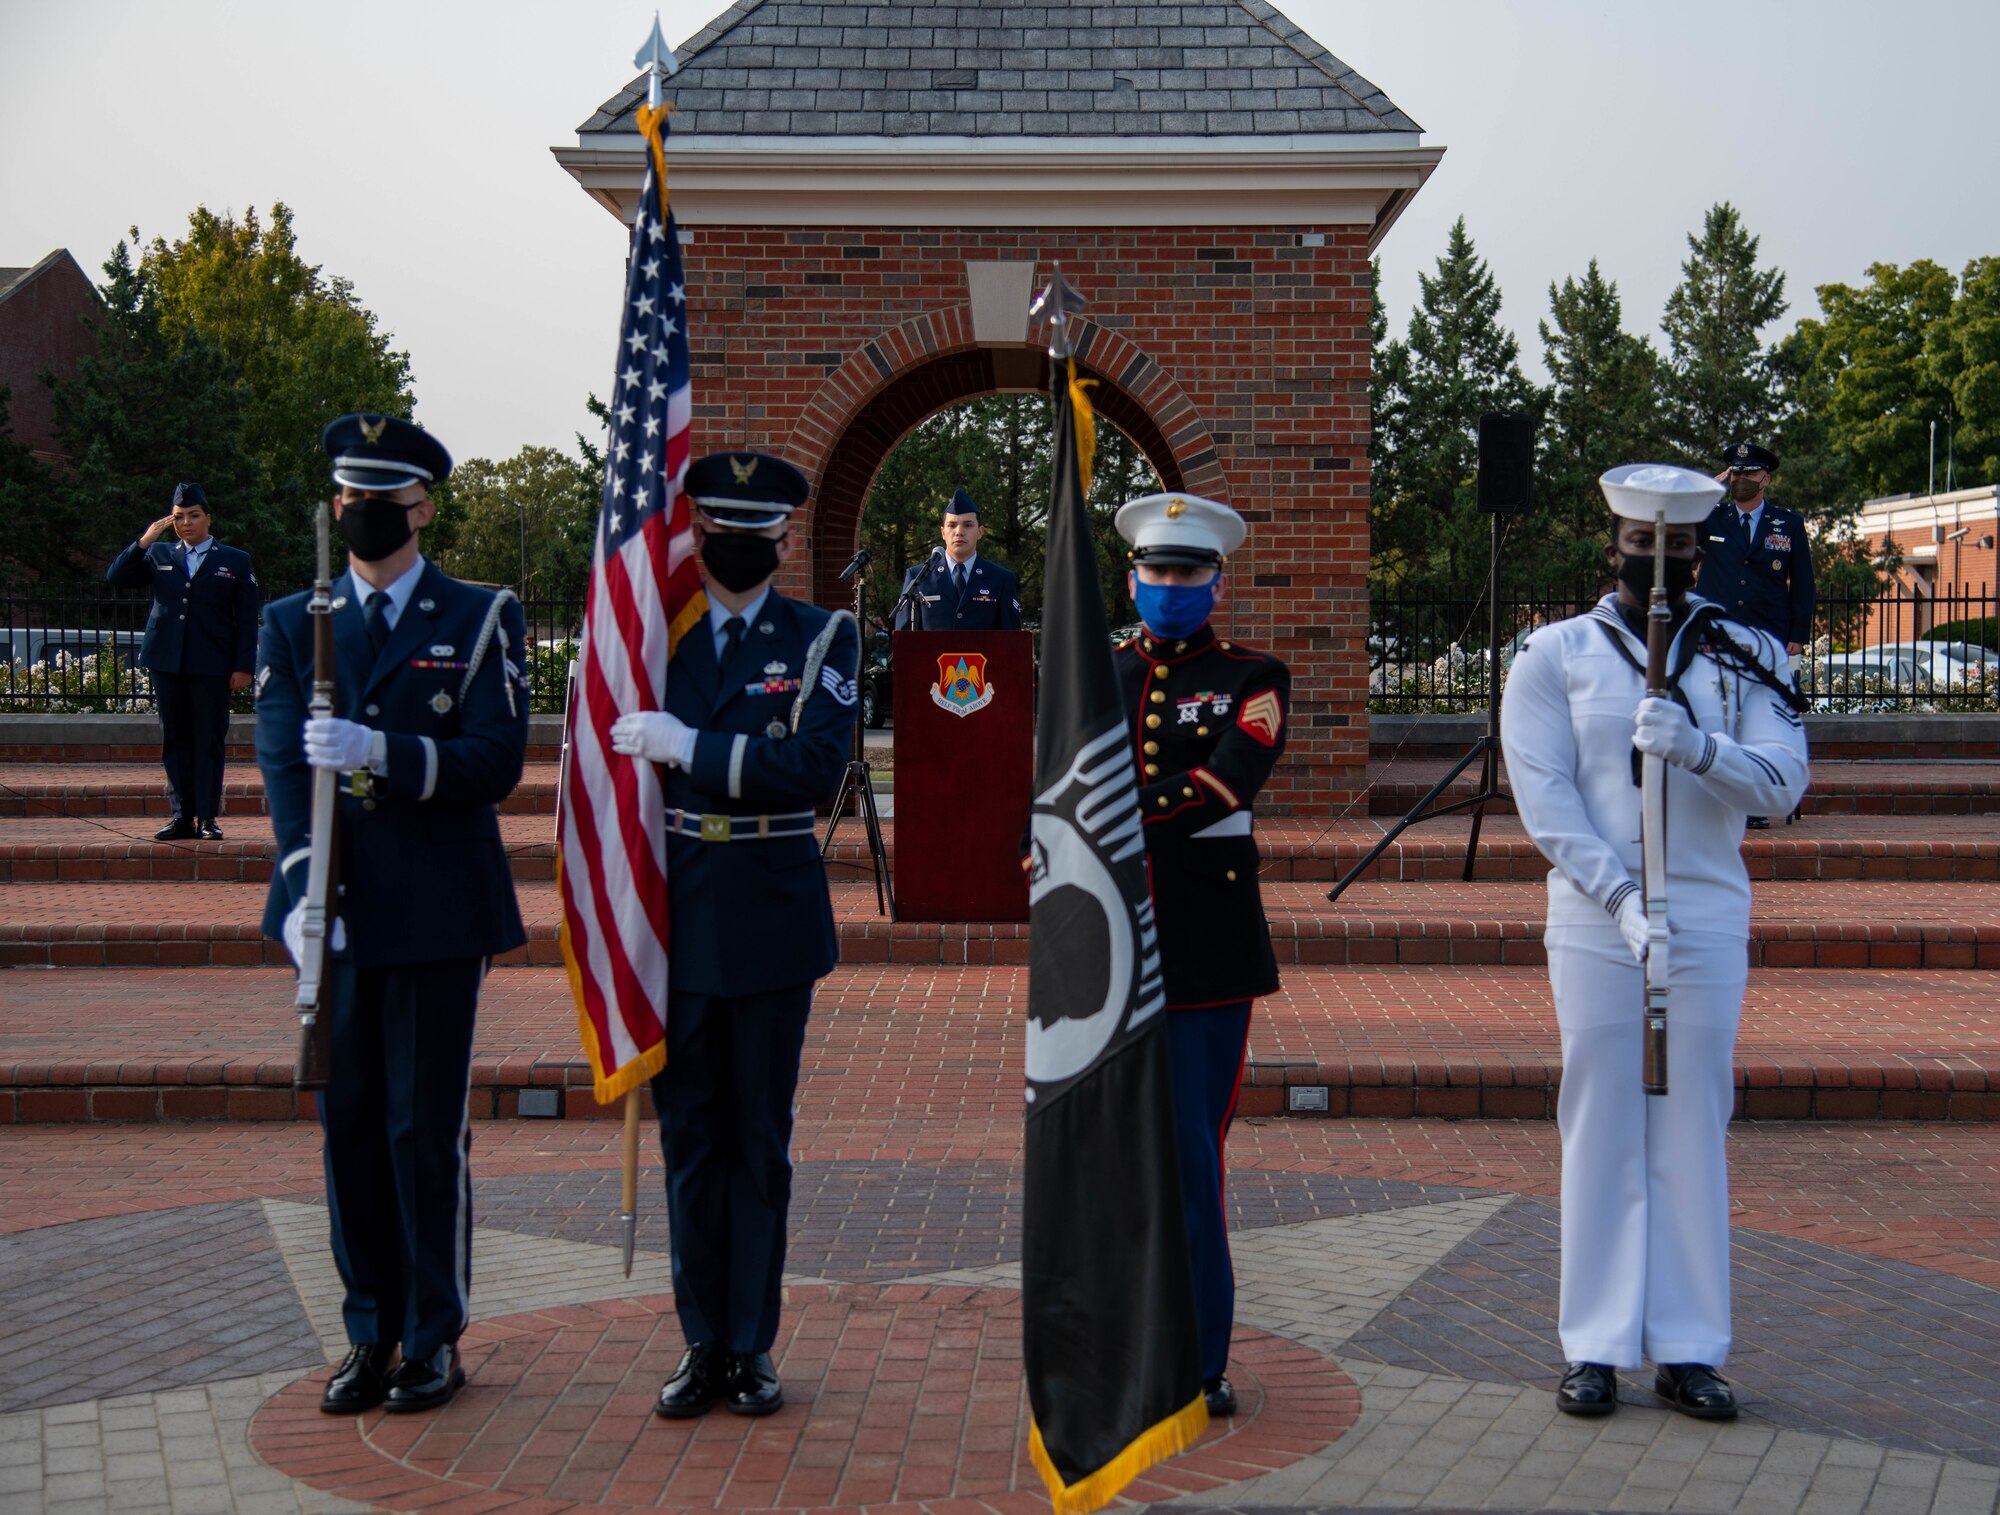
[821,561,895,919]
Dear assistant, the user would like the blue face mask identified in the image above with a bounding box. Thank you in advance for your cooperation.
[1132,578,1217,639]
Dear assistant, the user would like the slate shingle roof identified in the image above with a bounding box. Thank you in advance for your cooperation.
[578,0,1420,139]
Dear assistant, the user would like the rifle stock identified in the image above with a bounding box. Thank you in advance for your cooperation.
[294,501,340,1091]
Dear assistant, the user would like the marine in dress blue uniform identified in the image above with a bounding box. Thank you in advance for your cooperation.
[105,483,260,840]
[892,488,1024,631]
[1112,492,1290,1419]
[1693,442,1814,651]
[608,451,860,1421]
[256,415,528,1416]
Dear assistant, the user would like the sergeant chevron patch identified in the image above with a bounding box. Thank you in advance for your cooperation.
[1236,689,1284,747]
[820,664,858,705]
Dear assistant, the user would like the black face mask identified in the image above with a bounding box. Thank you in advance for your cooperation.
[1616,553,1699,602]
[337,500,417,562]
[1729,475,1763,503]
[700,530,782,593]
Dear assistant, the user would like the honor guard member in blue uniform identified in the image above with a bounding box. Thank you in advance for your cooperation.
[892,487,1023,631]
[106,483,260,840]
[256,414,528,1416]
[1112,492,1290,1419]
[1693,442,1813,826]
[608,451,860,1421]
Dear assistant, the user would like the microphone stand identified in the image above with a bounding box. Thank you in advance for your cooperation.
[822,559,895,919]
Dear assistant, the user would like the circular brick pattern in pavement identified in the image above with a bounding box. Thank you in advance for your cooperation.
[250,1284,1357,1513]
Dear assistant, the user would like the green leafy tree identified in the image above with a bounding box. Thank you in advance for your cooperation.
[437,445,599,607]
[1661,202,1788,464]
[137,204,415,586]
[1926,256,2000,488]
[1537,260,1667,582]
[35,242,260,582]
[1370,217,1543,592]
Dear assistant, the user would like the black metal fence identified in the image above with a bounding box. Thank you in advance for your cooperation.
[1368,581,2000,713]
[0,587,592,714]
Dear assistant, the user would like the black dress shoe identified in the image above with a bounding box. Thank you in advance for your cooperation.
[1746,816,1771,830]
[196,818,224,840]
[383,1344,464,1413]
[1556,1362,1619,1416]
[722,1350,783,1416]
[320,1343,397,1414]
[655,1343,721,1418]
[154,819,197,841]
[1203,1375,1236,1416]
[1654,1362,1737,1419]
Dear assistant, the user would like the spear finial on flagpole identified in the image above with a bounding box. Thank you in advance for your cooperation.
[1031,263,1089,359]
[635,12,681,110]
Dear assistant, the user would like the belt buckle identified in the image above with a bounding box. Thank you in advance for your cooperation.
[699,813,731,843]
[345,770,375,799]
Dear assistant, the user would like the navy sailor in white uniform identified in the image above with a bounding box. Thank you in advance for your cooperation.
[1500,463,1808,1421]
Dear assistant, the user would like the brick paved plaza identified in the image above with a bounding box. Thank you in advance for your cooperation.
[4,757,2000,1513]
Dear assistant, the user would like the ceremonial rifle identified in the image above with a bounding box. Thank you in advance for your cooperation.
[294,499,341,1091]
[1640,509,1671,1097]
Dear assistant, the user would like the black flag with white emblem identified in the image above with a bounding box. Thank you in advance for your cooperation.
[1023,339,1207,1515]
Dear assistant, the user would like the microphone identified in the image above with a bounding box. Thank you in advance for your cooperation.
[838,546,874,582]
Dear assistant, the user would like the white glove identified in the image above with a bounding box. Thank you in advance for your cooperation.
[1631,696,1706,770]
[610,711,695,768]
[303,716,374,772]
[282,899,346,964]
[1615,894,1650,964]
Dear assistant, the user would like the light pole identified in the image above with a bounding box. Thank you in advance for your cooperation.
[512,498,528,599]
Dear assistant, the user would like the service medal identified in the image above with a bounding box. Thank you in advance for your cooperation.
[430,690,453,715]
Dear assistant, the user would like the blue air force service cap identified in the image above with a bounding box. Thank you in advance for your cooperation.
[1115,492,1247,567]
[1599,463,1725,525]
[171,482,208,509]
[322,414,453,494]
[685,451,809,530]
[944,487,979,520]
[1722,440,1780,474]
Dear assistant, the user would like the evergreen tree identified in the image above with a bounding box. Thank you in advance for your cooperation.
[1537,260,1667,583]
[1661,203,1788,464]
[35,242,260,582]
[0,389,57,585]
[1369,217,1541,592]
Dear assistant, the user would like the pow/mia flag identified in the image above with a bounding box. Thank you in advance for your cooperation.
[1023,357,1207,1515]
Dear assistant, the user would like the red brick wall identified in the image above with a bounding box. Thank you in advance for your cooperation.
[0,253,100,464]
[679,225,1373,812]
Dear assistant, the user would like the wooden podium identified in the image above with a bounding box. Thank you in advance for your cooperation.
[892,631,1033,922]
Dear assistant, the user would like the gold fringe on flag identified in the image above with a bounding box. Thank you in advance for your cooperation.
[1029,1395,1210,1515]
[560,856,668,1106]
[1067,357,1099,497]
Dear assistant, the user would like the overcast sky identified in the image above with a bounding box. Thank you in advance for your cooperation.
[5,0,1997,467]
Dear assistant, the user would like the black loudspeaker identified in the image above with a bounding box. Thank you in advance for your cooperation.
[1477,412,1535,514]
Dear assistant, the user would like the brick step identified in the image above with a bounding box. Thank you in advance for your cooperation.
[5,878,1997,970]
[4,964,1994,1125]
[1366,759,2000,817]
[7,811,2000,885]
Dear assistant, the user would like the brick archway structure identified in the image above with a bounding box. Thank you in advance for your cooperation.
[793,310,1227,609]
[555,0,1443,810]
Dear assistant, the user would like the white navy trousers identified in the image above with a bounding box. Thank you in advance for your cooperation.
[1549,924,1746,1369]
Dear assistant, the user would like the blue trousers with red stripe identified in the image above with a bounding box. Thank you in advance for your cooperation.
[1165,1000,1253,1381]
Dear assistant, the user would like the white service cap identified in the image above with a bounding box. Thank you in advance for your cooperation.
[1113,492,1246,566]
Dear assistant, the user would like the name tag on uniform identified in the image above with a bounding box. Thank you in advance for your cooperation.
[920,594,940,603]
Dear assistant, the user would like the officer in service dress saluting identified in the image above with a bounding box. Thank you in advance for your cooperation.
[1112,492,1291,1418]
[1501,463,1809,1421]
[257,414,529,1415]
[608,451,861,1421]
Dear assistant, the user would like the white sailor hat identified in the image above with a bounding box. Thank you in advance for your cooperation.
[1598,463,1725,526]
[1114,492,1246,567]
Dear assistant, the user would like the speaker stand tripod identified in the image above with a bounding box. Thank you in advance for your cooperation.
[1327,511,1510,903]
[821,569,895,919]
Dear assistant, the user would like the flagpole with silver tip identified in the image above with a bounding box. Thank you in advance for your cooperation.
[615,13,682,1281]
[1031,263,1088,360]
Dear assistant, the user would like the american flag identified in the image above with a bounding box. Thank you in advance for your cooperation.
[559,111,704,1103]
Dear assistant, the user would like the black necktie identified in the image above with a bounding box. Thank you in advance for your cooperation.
[953,563,967,597]
[364,591,390,656]
[1741,510,1755,547]
[720,614,745,665]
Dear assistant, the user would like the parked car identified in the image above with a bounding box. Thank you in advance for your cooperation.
[860,631,893,727]
[0,626,146,668]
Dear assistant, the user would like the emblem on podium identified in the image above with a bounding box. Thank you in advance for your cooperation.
[932,652,995,717]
